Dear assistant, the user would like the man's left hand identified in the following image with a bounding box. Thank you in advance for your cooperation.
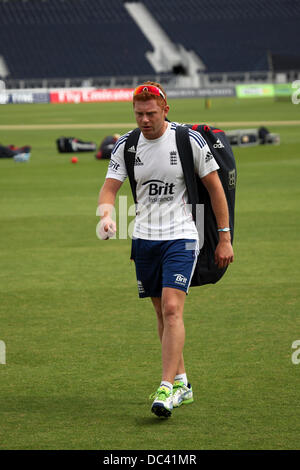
[214,241,234,269]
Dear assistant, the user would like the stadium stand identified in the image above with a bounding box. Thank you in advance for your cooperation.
[0,0,155,79]
[143,0,300,73]
[0,0,299,82]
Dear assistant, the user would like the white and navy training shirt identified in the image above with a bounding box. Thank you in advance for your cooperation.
[105,122,219,240]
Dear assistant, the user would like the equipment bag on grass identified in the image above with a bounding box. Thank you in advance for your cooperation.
[0,145,16,158]
[0,144,31,159]
[124,123,236,286]
[95,134,120,160]
[56,137,97,153]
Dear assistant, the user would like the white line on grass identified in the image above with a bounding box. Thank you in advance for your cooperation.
[1,120,300,130]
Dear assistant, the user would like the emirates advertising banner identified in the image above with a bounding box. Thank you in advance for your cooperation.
[50,88,134,103]
[50,86,236,103]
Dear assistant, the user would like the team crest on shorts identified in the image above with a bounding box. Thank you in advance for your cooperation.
[137,280,145,294]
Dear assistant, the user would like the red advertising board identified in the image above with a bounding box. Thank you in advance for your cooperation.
[50,88,134,103]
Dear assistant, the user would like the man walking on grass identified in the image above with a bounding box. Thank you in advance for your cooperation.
[98,82,234,418]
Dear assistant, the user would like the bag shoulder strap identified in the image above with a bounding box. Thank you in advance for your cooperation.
[124,128,141,203]
[175,125,199,221]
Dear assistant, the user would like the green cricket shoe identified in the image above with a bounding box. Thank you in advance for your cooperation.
[149,386,173,418]
[172,381,194,408]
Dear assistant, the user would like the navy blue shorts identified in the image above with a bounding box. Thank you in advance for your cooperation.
[131,238,199,298]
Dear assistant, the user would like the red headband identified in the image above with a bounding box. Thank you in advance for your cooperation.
[133,85,166,101]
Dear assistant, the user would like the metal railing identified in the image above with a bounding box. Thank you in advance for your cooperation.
[1,70,299,90]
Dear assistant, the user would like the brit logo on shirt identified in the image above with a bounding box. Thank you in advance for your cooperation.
[170,150,177,165]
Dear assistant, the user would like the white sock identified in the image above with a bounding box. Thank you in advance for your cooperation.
[160,381,173,392]
[174,373,188,386]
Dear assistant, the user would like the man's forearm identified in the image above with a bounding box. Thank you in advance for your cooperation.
[97,179,123,240]
[98,178,122,219]
[203,175,234,267]
[98,186,117,218]
[209,185,231,242]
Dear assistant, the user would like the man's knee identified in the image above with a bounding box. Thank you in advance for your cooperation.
[162,299,182,325]
[161,288,185,325]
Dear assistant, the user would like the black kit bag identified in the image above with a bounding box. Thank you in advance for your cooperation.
[175,124,236,286]
[56,137,96,153]
[124,124,236,287]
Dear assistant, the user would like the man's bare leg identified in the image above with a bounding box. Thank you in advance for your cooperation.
[151,287,186,383]
[151,296,186,376]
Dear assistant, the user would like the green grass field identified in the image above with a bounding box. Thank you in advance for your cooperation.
[0,97,299,450]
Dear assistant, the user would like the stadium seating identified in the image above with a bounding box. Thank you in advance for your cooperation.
[0,0,299,80]
[143,0,300,73]
[0,0,155,79]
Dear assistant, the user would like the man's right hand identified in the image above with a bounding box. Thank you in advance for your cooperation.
[98,216,117,240]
